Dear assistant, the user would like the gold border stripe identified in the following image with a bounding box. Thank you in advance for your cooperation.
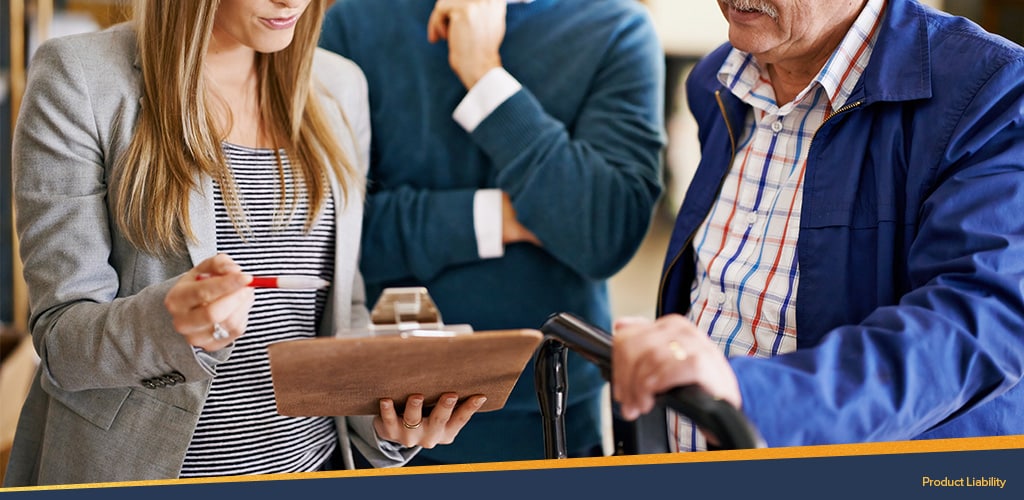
[2,434,1022,492]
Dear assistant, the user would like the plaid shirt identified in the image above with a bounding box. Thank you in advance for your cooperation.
[672,0,887,452]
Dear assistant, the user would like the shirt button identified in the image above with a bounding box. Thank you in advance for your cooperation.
[771,120,783,133]
[716,293,727,305]
[746,212,758,225]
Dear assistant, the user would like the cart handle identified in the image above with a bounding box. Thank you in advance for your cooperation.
[539,312,766,451]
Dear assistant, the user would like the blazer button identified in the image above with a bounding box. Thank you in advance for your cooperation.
[170,371,186,384]
[142,379,157,389]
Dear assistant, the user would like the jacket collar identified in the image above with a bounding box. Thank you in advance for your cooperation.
[854,0,932,103]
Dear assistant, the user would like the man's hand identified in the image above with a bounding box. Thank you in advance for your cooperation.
[612,315,742,421]
[427,0,507,89]
[501,192,541,246]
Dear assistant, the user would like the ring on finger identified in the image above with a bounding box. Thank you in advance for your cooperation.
[402,417,423,430]
[668,340,688,361]
[212,322,230,341]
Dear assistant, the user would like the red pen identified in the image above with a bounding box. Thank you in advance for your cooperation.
[248,275,331,289]
[197,274,331,289]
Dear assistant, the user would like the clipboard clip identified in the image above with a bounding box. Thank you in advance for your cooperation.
[351,287,472,337]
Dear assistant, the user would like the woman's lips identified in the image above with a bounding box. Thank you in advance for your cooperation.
[261,15,299,30]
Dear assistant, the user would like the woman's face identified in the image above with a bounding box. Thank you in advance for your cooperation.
[211,0,313,54]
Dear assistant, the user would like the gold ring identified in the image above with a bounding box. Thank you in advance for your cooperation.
[668,340,688,361]
[402,418,422,430]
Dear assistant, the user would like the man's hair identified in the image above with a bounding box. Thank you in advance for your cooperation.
[113,0,360,256]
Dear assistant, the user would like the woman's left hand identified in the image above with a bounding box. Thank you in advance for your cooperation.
[373,393,487,448]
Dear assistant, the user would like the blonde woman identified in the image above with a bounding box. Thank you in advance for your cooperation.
[5,0,484,486]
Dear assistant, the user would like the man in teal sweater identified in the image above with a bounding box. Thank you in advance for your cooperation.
[320,0,664,465]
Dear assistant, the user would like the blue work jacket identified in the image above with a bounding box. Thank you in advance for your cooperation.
[660,0,1024,447]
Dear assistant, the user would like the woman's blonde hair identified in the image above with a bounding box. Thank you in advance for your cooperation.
[113,0,359,256]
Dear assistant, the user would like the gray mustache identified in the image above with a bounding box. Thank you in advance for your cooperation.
[723,0,780,19]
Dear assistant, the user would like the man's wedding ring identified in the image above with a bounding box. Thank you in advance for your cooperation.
[668,340,688,361]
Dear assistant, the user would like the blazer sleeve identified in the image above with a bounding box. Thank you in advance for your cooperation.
[13,36,223,393]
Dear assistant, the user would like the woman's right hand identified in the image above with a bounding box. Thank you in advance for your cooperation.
[164,253,255,352]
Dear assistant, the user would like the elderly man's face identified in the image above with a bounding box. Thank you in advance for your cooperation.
[717,0,865,67]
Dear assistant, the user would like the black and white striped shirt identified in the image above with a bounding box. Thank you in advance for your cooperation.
[180,143,337,477]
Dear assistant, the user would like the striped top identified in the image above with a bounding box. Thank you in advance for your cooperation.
[672,0,886,452]
[179,143,337,477]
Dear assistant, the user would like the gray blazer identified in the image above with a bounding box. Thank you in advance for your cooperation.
[5,24,414,486]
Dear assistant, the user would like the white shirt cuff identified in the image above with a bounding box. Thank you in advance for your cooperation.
[473,189,504,259]
[453,68,523,133]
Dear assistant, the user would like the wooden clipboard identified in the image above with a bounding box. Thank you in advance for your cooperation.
[267,329,543,416]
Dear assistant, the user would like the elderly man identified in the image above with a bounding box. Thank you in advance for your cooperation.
[614,0,1024,451]
[320,0,664,464]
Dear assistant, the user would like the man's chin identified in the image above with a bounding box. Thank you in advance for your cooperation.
[727,29,779,57]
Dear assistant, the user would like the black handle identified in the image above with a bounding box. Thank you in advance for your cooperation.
[539,312,765,451]
[538,311,613,379]
[535,339,569,459]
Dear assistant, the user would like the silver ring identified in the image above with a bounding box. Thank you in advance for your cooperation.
[212,323,229,341]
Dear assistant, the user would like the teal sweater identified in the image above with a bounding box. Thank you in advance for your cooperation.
[321,0,664,463]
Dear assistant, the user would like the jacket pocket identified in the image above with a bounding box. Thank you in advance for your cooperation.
[39,367,130,430]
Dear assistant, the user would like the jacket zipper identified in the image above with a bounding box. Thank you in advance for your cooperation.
[656,90,737,316]
[811,101,863,151]
[655,94,863,317]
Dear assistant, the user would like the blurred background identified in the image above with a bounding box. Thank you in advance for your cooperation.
[2,0,1023,479]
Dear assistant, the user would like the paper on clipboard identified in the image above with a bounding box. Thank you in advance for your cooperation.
[267,287,544,416]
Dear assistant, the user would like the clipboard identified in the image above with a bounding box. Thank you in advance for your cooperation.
[268,287,544,416]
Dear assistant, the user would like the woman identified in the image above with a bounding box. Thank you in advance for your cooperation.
[5,0,484,485]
